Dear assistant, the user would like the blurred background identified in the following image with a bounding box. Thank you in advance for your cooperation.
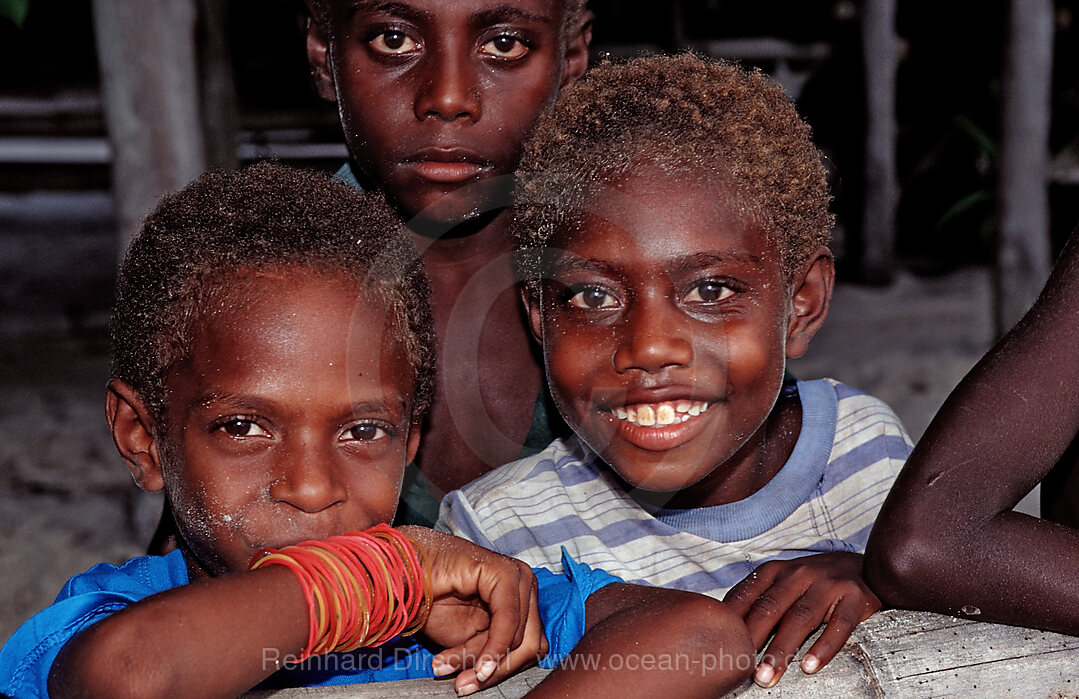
[0,0,1076,643]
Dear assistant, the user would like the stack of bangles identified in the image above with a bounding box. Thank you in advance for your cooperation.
[248,523,432,661]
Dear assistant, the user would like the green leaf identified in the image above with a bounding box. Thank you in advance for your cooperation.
[0,0,28,28]
[935,190,992,232]
[952,115,996,159]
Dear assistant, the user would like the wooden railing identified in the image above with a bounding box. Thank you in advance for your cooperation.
[248,609,1079,697]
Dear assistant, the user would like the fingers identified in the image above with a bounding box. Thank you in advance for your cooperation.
[752,582,880,687]
[737,562,806,650]
[432,585,546,697]
[753,586,829,687]
[722,565,774,618]
[472,558,536,668]
[801,589,880,675]
[431,631,488,677]
[729,554,880,688]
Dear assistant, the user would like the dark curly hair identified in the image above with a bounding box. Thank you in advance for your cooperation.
[110,161,435,425]
[306,0,590,42]
[512,53,833,283]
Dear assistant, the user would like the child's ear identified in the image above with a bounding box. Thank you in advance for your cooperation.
[521,285,544,344]
[561,10,594,88]
[304,9,337,102]
[106,380,165,494]
[785,245,835,360]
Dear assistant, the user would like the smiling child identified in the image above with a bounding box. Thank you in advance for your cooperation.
[300,0,595,524]
[0,162,754,698]
[439,54,914,688]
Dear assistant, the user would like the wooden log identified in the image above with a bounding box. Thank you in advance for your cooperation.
[247,609,1079,697]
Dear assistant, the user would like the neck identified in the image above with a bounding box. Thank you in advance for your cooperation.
[409,208,516,271]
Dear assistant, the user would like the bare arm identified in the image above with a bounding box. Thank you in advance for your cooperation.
[529,584,755,697]
[49,529,545,698]
[49,565,309,699]
[864,229,1079,633]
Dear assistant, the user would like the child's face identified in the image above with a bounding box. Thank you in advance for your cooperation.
[308,0,587,224]
[528,168,828,505]
[152,271,419,577]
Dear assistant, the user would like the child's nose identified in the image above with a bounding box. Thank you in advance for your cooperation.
[612,303,694,374]
[414,47,481,122]
[268,440,347,514]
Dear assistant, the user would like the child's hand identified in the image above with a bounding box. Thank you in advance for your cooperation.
[398,526,547,696]
[723,552,880,688]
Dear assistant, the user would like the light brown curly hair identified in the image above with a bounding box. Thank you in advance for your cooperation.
[512,53,833,283]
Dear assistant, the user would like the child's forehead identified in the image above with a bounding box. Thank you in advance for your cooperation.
[194,266,399,349]
[325,0,572,23]
[180,269,409,384]
[553,166,776,265]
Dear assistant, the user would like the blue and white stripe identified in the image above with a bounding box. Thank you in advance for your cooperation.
[437,378,912,600]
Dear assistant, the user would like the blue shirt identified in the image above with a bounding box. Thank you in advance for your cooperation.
[1,548,617,698]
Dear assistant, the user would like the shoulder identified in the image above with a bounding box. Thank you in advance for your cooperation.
[55,549,189,601]
[807,378,913,453]
[0,551,188,697]
[807,379,912,526]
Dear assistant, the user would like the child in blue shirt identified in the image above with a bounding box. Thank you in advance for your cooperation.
[0,162,753,698]
[439,54,913,688]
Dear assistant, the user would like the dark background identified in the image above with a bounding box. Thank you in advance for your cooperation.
[0,0,1068,643]
[2,1,1078,272]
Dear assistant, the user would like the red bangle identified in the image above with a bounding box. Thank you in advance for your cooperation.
[247,525,432,660]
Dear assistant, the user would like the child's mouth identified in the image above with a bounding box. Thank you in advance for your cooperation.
[612,400,710,428]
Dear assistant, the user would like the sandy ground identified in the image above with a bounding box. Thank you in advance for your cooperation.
[0,191,1014,645]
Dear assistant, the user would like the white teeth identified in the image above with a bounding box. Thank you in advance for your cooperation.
[611,400,710,427]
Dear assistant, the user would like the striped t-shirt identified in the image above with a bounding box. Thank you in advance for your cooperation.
[437,378,912,599]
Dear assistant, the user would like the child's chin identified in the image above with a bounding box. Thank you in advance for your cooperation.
[599,446,711,494]
[400,179,512,230]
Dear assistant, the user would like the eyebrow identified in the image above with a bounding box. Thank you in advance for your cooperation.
[346,1,429,23]
[668,251,764,276]
[472,6,556,26]
[344,2,554,26]
[547,255,621,279]
[193,392,408,419]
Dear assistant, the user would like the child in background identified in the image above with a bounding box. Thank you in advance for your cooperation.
[302,0,595,523]
[864,228,1079,635]
[439,54,913,688]
[0,162,754,698]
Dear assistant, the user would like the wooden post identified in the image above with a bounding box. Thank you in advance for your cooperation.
[859,0,899,284]
[196,0,239,171]
[995,0,1053,335]
[91,0,206,256]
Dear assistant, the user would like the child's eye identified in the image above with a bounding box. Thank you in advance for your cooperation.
[683,281,735,304]
[568,286,619,309]
[480,35,529,59]
[340,423,388,442]
[219,419,269,438]
[369,30,419,55]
